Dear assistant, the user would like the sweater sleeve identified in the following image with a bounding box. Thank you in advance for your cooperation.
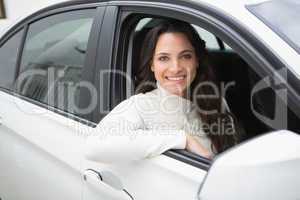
[84,95,187,163]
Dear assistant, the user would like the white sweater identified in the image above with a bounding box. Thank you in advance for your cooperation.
[85,83,213,163]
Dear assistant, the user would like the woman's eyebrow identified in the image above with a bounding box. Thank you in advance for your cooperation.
[155,52,170,56]
[179,49,194,54]
[156,50,194,56]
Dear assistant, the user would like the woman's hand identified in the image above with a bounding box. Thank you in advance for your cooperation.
[185,134,213,159]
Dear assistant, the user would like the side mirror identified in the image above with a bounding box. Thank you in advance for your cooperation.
[198,130,300,200]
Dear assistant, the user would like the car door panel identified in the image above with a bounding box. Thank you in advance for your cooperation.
[0,91,88,200]
[83,154,206,199]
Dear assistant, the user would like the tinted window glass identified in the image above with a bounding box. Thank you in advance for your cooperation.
[16,9,95,114]
[0,30,23,90]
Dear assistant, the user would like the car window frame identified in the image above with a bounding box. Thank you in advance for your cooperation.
[0,3,107,126]
[104,1,300,170]
[0,27,25,92]
[90,5,119,124]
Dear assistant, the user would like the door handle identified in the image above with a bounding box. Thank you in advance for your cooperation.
[83,169,133,200]
[0,117,2,125]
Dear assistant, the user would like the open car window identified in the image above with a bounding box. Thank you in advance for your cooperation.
[130,16,300,147]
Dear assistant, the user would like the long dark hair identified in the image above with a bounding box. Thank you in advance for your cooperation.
[134,19,240,153]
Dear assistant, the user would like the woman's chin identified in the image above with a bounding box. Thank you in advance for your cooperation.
[164,85,187,97]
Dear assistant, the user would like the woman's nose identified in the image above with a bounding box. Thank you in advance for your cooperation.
[170,59,182,71]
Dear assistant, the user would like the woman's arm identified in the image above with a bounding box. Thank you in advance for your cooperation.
[185,135,213,159]
[84,95,187,163]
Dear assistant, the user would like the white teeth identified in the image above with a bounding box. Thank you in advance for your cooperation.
[167,76,185,81]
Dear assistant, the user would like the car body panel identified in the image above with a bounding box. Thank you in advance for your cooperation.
[199,130,300,199]
[0,91,86,200]
[83,155,207,199]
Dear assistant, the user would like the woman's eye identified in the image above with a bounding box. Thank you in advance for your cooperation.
[182,54,192,59]
[158,56,169,61]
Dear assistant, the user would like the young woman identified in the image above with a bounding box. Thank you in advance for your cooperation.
[85,19,239,163]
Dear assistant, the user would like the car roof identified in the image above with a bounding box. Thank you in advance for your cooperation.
[0,0,267,32]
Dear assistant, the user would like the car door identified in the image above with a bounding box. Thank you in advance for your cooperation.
[81,4,210,200]
[81,1,300,200]
[0,4,106,200]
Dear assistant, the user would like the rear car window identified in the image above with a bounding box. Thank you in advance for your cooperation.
[16,9,95,114]
[246,0,300,54]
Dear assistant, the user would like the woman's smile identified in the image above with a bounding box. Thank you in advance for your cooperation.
[165,75,186,81]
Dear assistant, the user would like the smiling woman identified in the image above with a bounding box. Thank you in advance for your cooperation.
[85,19,240,163]
[0,0,5,19]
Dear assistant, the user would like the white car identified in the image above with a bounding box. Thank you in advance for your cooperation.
[0,0,299,200]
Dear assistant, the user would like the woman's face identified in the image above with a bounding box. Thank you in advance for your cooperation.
[151,32,198,97]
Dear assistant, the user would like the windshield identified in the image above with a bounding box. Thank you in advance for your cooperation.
[246,0,300,54]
